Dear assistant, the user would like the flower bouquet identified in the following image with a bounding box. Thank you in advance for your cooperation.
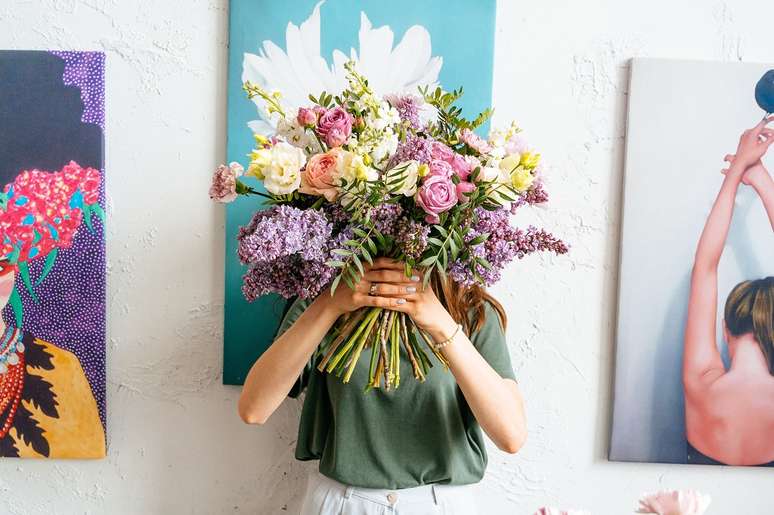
[211,61,567,390]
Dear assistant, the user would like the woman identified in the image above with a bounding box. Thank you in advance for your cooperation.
[238,258,526,514]
[684,117,774,466]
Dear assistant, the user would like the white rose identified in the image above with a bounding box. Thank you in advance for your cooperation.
[261,142,306,195]
[386,161,420,196]
[336,150,378,185]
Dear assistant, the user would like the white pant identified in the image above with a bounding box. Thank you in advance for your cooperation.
[299,471,480,515]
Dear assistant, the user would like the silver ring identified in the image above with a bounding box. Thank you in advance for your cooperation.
[369,283,378,296]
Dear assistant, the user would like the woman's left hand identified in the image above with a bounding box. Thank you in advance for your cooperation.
[362,258,458,340]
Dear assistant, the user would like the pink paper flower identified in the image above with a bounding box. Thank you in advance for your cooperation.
[209,162,243,203]
[299,149,341,201]
[316,106,353,148]
[636,490,711,515]
[460,128,492,154]
[416,173,458,223]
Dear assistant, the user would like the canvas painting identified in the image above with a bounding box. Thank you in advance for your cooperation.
[0,50,106,458]
[223,0,496,384]
[611,58,774,466]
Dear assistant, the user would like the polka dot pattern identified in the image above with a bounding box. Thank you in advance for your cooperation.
[1,52,106,428]
[50,51,105,130]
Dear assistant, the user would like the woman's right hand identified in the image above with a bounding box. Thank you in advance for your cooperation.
[314,257,420,316]
[724,117,773,173]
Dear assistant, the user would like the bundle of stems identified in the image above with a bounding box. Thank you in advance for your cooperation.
[316,308,450,390]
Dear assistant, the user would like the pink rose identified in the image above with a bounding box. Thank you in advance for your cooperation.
[428,159,454,178]
[416,173,458,223]
[430,142,472,180]
[297,107,318,127]
[459,128,492,154]
[209,162,243,203]
[316,107,353,148]
[456,181,476,202]
[431,141,455,161]
[299,150,340,201]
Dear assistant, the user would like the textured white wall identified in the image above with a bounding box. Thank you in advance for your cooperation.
[0,1,772,514]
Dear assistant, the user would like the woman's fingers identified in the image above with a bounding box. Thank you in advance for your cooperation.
[356,294,409,309]
[368,257,404,271]
[364,268,419,284]
[724,154,735,163]
[367,282,418,296]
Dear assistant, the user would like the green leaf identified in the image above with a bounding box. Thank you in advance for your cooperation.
[361,247,373,265]
[418,255,437,267]
[325,260,345,268]
[18,261,39,303]
[9,287,22,326]
[330,274,342,294]
[332,249,352,256]
[36,248,58,285]
[352,254,364,276]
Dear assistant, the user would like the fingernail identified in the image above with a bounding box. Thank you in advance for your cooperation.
[411,275,420,282]
[396,298,406,305]
[406,286,416,293]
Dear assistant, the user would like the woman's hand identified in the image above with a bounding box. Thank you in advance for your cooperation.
[315,257,422,316]
[723,117,773,175]
[361,258,458,341]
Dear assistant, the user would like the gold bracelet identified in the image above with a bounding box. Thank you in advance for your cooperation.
[433,323,462,351]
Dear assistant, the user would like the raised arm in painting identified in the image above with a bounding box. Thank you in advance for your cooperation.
[684,118,773,390]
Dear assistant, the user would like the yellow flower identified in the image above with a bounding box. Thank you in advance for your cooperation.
[519,152,540,169]
[510,166,535,192]
[499,154,521,173]
[417,163,429,178]
[253,134,269,147]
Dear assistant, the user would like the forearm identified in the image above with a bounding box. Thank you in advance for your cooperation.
[694,171,742,271]
[751,173,774,231]
[238,295,340,424]
[428,322,526,453]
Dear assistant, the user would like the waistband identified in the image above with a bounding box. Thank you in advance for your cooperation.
[311,471,473,508]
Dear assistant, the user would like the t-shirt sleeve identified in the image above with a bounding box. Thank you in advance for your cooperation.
[272,297,314,399]
[470,302,517,382]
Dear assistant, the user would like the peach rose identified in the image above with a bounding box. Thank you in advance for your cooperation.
[299,149,341,201]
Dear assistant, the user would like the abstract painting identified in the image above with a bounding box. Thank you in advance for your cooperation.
[0,50,106,458]
[611,58,774,466]
[223,0,496,384]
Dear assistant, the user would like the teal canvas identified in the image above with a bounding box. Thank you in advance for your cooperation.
[223,0,496,384]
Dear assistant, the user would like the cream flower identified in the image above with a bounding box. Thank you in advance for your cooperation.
[250,141,306,195]
[385,160,420,196]
[511,165,535,192]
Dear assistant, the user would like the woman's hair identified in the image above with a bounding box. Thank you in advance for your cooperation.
[724,277,774,372]
[430,271,507,335]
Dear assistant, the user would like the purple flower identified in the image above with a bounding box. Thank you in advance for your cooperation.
[385,93,422,129]
[237,206,335,299]
[395,218,430,259]
[389,134,433,168]
[448,208,568,286]
[316,106,353,148]
[370,202,403,237]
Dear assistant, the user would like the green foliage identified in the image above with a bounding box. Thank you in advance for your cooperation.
[419,85,493,143]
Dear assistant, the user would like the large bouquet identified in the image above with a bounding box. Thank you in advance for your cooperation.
[211,62,567,390]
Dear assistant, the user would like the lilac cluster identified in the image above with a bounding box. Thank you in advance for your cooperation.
[449,207,568,286]
[385,94,422,129]
[395,218,431,259]
[510,181,549,214]
[388,133,433,168]
[369,202,403,236]
[237,206,336,299]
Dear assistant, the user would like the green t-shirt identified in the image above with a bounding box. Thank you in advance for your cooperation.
[279,298,517,490]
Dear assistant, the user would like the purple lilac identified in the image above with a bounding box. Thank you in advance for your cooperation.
[237,206,335,300]
[370,203,403,237]
[449,208,568,286]
[385,94,422,129]
[388,133,433,168]
[510,181,549,214]
[395,218,431,259]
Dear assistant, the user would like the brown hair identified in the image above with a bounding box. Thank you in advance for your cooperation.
[430,270,507,335]
[724,277,774,373]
